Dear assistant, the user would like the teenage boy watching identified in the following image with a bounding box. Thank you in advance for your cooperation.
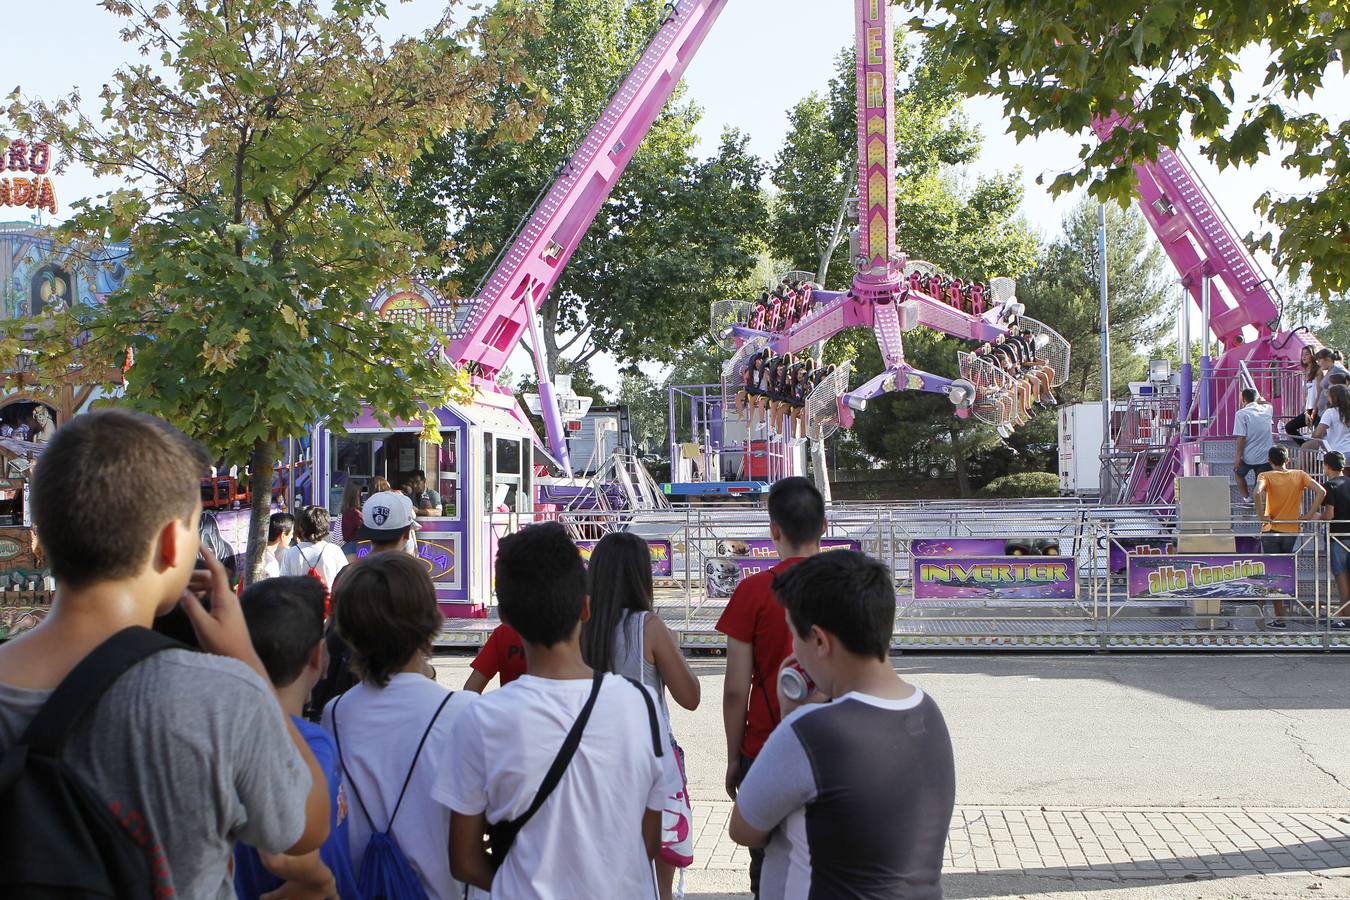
[1320,451,1350,627]
[0,409,331,897]
[1255,445,1326,627]
[463,622,528,693]
[717,476,826,898]
[264,512,295,579]
[358,489,419,554]
[439,522,665,899]
[236,576,359,899]
[729,551,956,899]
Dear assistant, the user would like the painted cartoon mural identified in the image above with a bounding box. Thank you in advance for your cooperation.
[0,222,129,638]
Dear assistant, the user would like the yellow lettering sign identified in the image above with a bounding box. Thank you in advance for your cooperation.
[867,71,884,109]
[867,26,884,66]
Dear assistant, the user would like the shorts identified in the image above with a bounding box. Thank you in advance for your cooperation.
[1332,538,1350,577]
[1235,461,1272,479]
[1261,533,1299,555]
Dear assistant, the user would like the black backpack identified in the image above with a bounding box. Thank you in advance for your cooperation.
[0,626,182,898]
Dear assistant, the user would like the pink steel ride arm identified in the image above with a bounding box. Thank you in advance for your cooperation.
[449,0,731,374]
[448,0,731,472]
[1093,112,1280,349]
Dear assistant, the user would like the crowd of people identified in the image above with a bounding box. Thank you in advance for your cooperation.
[0,412,956,899]
[968,323,1057,438]
[735,350,838,441]
[746,281,816,335]
[1229,344,1350,627]
[908,270,989,317]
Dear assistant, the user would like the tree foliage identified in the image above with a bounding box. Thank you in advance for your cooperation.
[912,0,1350,297]
[1,0,538,579]
[1018,196,1173,400]
[393,0,768,373]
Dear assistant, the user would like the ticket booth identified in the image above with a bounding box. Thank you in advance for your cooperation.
[314,389,539,617]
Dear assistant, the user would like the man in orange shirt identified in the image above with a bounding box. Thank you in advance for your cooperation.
[1255,445,1326,627]
[716,476,826,898]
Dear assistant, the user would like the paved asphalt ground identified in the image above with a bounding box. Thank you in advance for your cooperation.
[432,652,1350,899]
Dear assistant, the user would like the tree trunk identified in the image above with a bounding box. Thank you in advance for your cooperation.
[816,173,853,286]
[949,425,971,498]
[245,436,278,586]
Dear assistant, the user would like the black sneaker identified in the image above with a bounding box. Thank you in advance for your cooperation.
[1331,620,1349,630]
[1266,618,1287,628]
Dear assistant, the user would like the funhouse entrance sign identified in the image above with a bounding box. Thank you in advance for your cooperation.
[1127,554,1297,601]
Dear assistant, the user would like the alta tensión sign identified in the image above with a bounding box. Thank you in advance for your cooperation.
[0,140,57,216]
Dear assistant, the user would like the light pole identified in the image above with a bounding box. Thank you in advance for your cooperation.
[1098,204,1111,447]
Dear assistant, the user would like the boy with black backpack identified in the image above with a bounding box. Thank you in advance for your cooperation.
[322,551,477,899]
[236,576,359,898]
[439,522,666,899]
[0,409,332,898]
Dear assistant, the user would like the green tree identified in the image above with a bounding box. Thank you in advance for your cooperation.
[617,371,668,454]
[1282,280,1350,353]
[393,0,767,373]
[2,0,537,580]
[911,1,1350,297]
[1018,197,1173,401]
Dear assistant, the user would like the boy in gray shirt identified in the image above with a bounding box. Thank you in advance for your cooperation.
[0,410,333,897]
[730,551,956,899]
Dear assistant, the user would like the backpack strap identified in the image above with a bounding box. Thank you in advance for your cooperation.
[513,671,603,831]
[333,690,455,835]
[331,693,375,833]
[19,627,182,755]
[622,676,665,759]
[388,691,454,830]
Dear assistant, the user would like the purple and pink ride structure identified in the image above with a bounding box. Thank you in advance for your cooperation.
[312,0,1317,620]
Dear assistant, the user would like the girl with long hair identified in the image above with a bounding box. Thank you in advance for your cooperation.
[1286,345,1320,443]
[339,480,364,559]
[1309,383,1350,454]
[580,533,699,900]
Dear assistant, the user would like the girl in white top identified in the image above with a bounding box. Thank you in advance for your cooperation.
[579,532,700,900]
[281,505,349,589]
[322,551,478,900]
[1310,384,1350,455]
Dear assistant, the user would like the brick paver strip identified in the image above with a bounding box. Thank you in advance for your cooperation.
[689,803,1350,880]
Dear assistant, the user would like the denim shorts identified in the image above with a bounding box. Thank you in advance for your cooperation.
[1332,538,1350,577]
[1261,533,1299,555]
[1235,461,1272,479]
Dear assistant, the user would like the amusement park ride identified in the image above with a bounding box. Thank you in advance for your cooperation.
[0,1,1328,640]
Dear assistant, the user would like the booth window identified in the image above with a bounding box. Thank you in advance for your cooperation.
[431,429,459,518]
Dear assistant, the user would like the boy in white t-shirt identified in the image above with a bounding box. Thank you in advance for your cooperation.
[322,552,476,900]
[437,522,666,899]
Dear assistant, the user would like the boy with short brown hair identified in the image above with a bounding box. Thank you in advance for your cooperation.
[0,409,332,897]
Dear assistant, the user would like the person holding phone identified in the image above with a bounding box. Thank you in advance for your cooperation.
[0,410,334,897]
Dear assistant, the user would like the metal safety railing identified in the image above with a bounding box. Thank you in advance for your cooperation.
[459,502,1350,650]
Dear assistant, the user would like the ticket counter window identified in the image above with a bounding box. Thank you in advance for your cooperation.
[430,430,459,519]
[487,435,529,514]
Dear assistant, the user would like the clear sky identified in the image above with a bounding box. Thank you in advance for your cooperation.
[4,1,1345,393]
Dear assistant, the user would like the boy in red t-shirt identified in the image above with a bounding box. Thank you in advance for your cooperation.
[463,622,527,692]
[715,476,826,898]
